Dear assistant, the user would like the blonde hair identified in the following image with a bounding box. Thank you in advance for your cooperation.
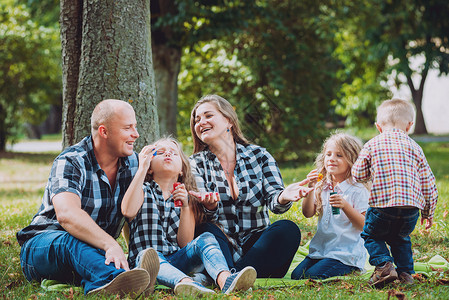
[313,133,367,216]
[145,137,205,224]
[91,99,133,133]
[376,98,415,128]
[190,94,249,153]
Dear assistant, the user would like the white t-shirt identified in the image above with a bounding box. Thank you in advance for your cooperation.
[308,179,369,270]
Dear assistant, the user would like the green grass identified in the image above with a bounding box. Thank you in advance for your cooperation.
[1,142,449,299]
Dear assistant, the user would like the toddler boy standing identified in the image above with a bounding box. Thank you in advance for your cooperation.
[352,98,438,288]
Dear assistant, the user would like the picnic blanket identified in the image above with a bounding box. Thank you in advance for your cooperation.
[254,241,449,288]
[40,242,449,292]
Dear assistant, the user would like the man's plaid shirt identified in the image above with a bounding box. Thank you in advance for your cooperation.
[17,136,138,245]
[189,143,292,262]
[127,180,181,268]
[352,128,438,219]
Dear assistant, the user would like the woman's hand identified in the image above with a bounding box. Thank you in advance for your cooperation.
[189,191,220,211]
[306,169,321,188]
[172,183,189,207]
[278,178,313,204]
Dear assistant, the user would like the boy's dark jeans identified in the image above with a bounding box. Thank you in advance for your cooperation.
[361,207,419,274]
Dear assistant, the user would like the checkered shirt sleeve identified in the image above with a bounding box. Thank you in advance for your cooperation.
[352,129,438,219]
[189,143,291,261]
[127,181,181,268]
[16,136,138,245]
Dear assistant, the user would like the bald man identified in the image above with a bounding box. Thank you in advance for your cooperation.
[17,100,158,296]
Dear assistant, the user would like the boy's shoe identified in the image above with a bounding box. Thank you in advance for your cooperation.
[138,248,160,295]
[222,266,257,294]
[368,262,398,288]
[399,272,415,285]
[87,268,149,297]
[174,281,216,296]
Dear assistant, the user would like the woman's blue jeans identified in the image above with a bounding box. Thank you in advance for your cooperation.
[195,220,300,278]
[145,232,228,288]
[291,257,358,279]
[20,231,124,294]
[361,207,419,274]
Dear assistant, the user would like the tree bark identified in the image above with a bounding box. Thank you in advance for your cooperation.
[61,0,159,150]
[152,44,181,136]
[151,0,180,137]
[406,70,428,135]
[60,0,82,147]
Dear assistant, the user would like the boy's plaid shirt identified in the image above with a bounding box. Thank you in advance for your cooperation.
[189,143,292,261]
[352,128,438,219]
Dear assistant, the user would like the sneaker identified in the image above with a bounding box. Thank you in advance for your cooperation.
[222,266,257,294]
[399,272,414,285]
[87,268,149,297]
[138,248,160,295]
[174,281,216,296]
[368,262,398,288]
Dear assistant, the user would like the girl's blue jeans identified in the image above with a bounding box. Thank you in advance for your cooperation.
[19,231,124,294]
[291,257,358,279]
[140,232,228,288]
[195,220,300,278]
[361,207,419,274]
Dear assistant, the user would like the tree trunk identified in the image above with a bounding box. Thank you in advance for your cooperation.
[60,0,82,147]
[60,0,159,150]
[151,0,180,137]
[152,43,181,136]
[406,71,428,135]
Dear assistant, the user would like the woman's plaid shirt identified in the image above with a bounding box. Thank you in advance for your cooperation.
[189,143,292,262]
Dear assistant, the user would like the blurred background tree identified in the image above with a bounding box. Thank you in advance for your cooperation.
[0,0,61,151]
[2,0,448,159]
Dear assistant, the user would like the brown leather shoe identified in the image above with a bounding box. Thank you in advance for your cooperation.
[399,272,414,285]
[368,262,398,288]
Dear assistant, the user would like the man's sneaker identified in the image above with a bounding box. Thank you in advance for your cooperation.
[87,268,149,297]
[174,281,216,296]
[399,272,415,285]
[138,248,160,295]
[222,266,257,294]
[368,262,398,288]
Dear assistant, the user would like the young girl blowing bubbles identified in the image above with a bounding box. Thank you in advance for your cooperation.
[122,137,256,296]
[291,133,370,279]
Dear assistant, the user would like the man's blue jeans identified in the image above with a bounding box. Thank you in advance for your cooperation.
[144,232,228,288]
[291,257,358,279]
[195,220,301,278]
[361,207,419,274]
[20,231,124,294]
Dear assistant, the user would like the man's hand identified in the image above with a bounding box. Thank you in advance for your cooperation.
[105,242,129,271]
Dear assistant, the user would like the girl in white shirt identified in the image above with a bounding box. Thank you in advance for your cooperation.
[292,133,370,279]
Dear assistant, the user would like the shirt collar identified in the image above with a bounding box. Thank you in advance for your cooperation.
[324,178,351,193]
[204,142,251,161]
[383,127,407,134]
[86,135,130,174]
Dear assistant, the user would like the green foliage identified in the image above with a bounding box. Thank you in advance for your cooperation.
[178,1,344,162]
[0,1,61,150]
[152,0,253,48]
